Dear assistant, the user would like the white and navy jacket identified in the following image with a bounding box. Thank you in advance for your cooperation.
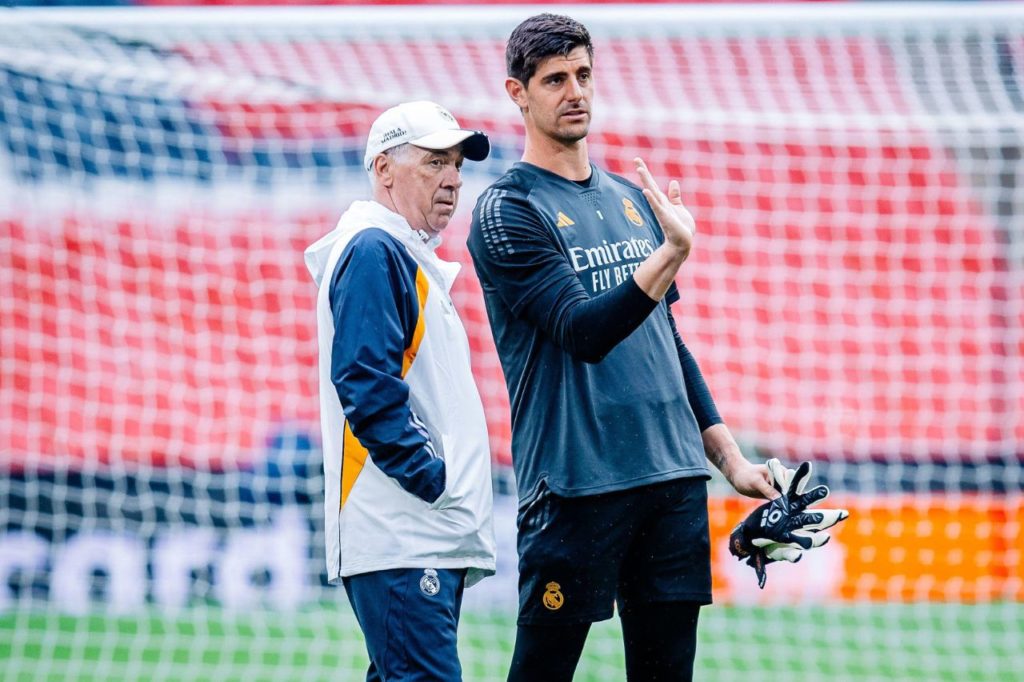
[305,200,496,587]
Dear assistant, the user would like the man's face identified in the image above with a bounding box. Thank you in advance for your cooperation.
[517,46,594,144]
[386,145,465,235]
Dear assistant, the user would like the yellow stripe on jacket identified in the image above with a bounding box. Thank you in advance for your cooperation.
[340,267,430,508]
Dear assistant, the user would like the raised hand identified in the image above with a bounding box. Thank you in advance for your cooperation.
[634,157,696,256]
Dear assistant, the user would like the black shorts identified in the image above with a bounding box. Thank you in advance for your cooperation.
[516,476,712,625]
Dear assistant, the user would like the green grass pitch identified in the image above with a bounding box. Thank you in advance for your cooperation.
[2,603,1021,681]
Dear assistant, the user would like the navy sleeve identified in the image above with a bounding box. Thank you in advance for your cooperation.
[328,229,445,504]
[666,306,723,431]
[469,191,659,364]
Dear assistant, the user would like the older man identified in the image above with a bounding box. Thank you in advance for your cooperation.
[305,101,495,682]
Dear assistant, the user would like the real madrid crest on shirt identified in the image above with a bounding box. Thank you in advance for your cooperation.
[542,581,564,611]
[419,568,440,597]
[622,198,644,227]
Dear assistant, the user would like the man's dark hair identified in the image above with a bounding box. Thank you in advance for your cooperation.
[506,13,594,85]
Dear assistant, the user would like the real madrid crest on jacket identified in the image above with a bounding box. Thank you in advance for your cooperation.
[305,200,497,587]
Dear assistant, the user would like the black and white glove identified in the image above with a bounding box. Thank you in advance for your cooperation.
[729,459,849,589]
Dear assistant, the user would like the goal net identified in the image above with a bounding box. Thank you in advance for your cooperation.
[1,4,1022,681]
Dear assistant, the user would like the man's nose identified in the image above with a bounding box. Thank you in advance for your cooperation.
[566,76,584,100]
[442,166,463,189]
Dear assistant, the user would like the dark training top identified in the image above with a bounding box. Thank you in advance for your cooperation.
[468,162,720,506]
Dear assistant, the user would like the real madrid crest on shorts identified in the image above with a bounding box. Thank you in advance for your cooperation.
[622,198,644,227]
[419,568,440,597]
[542,581,564,611]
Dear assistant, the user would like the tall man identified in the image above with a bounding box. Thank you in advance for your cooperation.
[306,100,496,682]
[468,14,782,681]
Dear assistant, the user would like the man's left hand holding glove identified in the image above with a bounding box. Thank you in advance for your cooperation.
[729,459,849,588]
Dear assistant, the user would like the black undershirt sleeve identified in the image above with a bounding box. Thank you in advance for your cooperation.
[552,278,659,363]
[666,306,723,432]
[469,192,660,364]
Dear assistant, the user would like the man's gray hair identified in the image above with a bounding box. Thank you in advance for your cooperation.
[367,142,416,186]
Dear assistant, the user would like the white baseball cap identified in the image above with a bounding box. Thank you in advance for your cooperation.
[363,100,490,171]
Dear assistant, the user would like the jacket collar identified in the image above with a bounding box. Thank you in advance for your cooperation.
[333,200,461,294]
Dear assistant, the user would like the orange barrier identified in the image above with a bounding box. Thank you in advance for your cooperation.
[709,494,1023,603]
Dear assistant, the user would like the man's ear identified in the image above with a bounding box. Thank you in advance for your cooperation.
[505,77,528,112]
[372,153,394,188]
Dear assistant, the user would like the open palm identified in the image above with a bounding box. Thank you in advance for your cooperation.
[634,157,695,255]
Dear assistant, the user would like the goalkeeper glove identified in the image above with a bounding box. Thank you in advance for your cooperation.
[729,459,849,589]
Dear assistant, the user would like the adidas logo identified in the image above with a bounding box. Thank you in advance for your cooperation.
[556,211,575,228]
